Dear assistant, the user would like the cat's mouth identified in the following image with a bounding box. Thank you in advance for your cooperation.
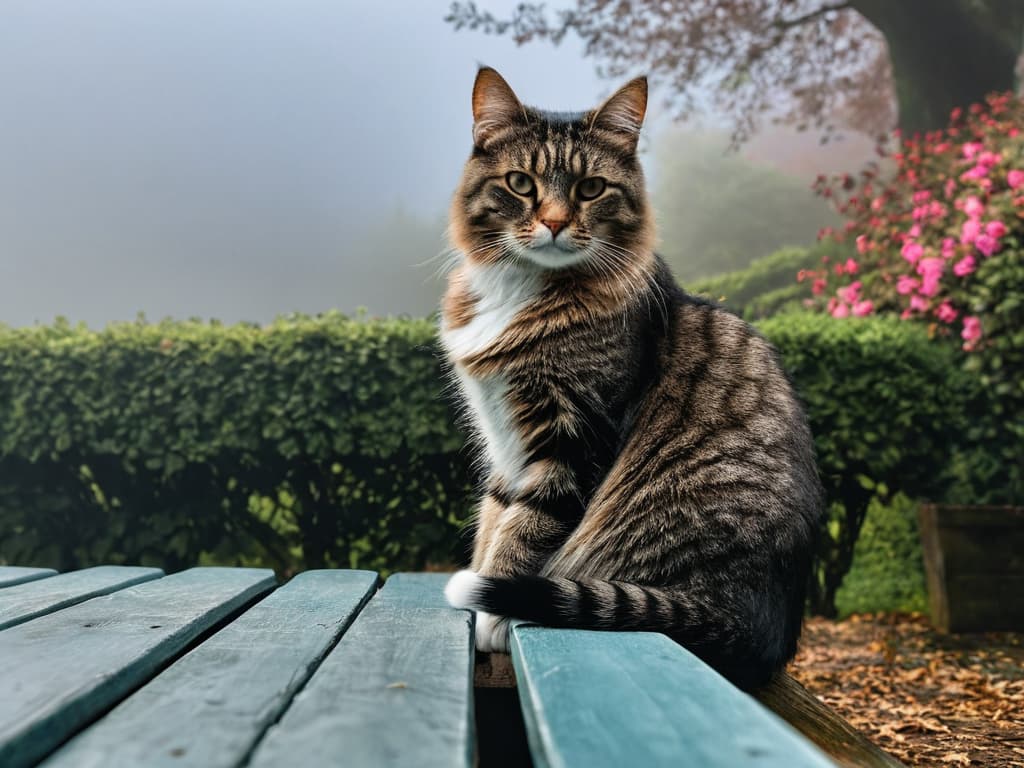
[520,242,589,270]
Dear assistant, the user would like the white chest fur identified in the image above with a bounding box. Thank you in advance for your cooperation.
[440,262,543,488]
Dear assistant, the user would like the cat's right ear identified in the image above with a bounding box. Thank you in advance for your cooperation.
[472,67,525,148]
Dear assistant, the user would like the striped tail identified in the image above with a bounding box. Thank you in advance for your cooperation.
[444,570,790,688]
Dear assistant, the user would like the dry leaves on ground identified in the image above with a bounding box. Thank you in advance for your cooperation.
[791,614,1024,767]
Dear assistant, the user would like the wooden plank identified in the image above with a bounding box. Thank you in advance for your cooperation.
[0,566,163,631]
[0,566,57,588]
[753,673,904,768]
[45,569,378,768]
[0,567,275,768]
[511,626,837,768]
[248,572,474,768]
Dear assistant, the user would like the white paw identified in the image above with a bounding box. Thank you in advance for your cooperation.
[445,569,484,610]
[475,611,511,653]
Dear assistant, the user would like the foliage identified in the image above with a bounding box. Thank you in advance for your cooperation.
[0,313,979,617]
[446,1,1023,141]
[688,246,822,318]
[806,92,1024,504]
[834,494,927,618]
[0,314,474,575]
[759,312,978,615]
[652,132,840,281]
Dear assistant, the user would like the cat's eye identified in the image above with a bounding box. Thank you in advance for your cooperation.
[576,177,607,200]
[506,172,535,196]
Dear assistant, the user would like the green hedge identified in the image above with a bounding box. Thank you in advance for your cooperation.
[688,246,821,319]
[0,312,981,614]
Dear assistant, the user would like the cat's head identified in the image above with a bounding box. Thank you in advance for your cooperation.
[450,68,655,271]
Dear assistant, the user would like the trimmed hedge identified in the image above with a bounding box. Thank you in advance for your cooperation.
[688,246,822,319]
[0,312,980,613]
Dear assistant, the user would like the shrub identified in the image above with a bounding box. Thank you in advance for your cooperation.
[0,313,972,615]
[688,246,822,319]
[759,313,977,615]
[0,314,473,575]
[805,93,1024,504]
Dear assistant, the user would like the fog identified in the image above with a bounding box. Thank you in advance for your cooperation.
[0,0,631,325]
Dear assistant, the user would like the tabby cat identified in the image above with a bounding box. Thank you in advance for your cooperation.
[441,68,823,688]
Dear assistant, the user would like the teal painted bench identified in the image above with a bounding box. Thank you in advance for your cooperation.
[0,565,899,767]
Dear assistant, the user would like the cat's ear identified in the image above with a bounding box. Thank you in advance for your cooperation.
[472,67,526,148]
[590,76,647,152]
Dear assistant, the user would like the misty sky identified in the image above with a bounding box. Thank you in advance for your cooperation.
[1,0,667,326]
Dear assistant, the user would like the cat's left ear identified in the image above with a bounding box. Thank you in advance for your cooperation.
[590,76,647,152]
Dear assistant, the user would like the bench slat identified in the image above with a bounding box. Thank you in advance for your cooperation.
[0,566,57,588]
[0,566,164,631]
[44,569,377,768]
[511,626,836,768]
[0,567,275,768]
[248,572,475,768]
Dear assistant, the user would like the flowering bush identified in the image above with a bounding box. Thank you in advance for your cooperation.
[804,93,1024,503]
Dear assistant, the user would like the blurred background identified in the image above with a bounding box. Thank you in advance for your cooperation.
[1,0,869,326]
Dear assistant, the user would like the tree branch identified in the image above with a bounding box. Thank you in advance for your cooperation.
[774,1,853,31]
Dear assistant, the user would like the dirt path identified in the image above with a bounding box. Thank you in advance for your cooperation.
[790,614,1024,767]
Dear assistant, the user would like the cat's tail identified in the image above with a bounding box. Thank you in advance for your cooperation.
[444,569,788,687]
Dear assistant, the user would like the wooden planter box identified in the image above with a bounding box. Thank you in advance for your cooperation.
[919,504,1024,632]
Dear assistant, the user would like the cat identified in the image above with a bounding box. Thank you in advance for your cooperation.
[440,67,823,688]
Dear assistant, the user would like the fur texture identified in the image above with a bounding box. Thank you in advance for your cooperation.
[440,68,823,689]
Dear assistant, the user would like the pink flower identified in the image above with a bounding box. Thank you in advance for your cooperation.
[837,281,862,304]
[961,218,981,245]
[953,255,977,276]
[936,301,958,324]
[844,258,859,275]
[852,300,874,317]
[909,295,930,312]
[901,242,924,263]
[977,151,1001,167]
[962,142,983,159]
[912,189,931,204]
[961,164,990,181]
[908,224,922,238]
[1009,169,1024,190]
[941,238,956,259]
[944,179,956,198]
[963,195,985,218]
[855,234,869,254]
[897,275,920,295]
[811,278,826,296]
[975,234,998,256]
[917,257,944,297]
[831,302,850,319]
[961,315,982,350]
[984,220,1007,239]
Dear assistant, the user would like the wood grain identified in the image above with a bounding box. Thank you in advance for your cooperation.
[44,569,378,768]
[0,566,163,631]
[753,673,904,768]
[511,625,836,768]
[248,572,475,768]
[0,567,275,768]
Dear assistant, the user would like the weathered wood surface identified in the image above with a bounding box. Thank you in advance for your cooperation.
[0,566,163,631]
[0,567,275,768]
[248,572,475,768]
[511,625,836,768]
[45,569,378,768]
[753,673,904,768]
[0,567,57,588]
[919,504,1024,632]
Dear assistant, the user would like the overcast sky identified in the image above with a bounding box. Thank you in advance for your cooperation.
[0,0,672,326]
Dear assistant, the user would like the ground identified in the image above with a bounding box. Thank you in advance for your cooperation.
[791,614,1024,767]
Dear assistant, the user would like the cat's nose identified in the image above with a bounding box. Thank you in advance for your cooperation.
[542,219,568,237]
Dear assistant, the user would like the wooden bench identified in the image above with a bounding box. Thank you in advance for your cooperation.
[0,565,901,767]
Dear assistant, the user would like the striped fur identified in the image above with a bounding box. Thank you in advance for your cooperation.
[441,68,823,689]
